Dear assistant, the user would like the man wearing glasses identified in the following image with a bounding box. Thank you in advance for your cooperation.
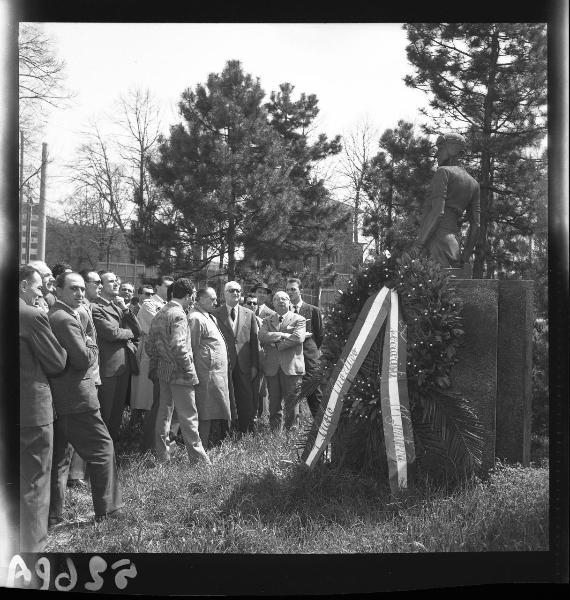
[214,281,260,435]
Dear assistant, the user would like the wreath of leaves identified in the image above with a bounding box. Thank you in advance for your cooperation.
[315,251,484,479]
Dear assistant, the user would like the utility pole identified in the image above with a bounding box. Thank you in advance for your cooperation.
[37,143,48,260]
[19,131,25,264]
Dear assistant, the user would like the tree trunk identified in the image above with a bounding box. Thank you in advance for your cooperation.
[354,188,360,243]
[227,203,236,281]
[473,28,500,279]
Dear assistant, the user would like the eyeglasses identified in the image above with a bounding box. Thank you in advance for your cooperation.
[143,292,153,296]
[245,301,258,306]
[89,280,102,285]
[227,289,241,293]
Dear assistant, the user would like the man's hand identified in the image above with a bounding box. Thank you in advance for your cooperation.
[114,296,128,310]
[251,366,258,381]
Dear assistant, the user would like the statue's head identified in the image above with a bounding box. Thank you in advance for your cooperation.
[435,132,466,166]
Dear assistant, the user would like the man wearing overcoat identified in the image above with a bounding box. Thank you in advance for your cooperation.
[259,291,306,432]
[19,265,67,551]
[214,281,259,434]
[188,287,234,448]
[91,270,141,442]
[48,272,123,524]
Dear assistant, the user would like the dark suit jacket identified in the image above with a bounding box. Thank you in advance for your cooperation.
[295,300,323,361]
[91,297,141,378]
[48,301,100,415]
[19,297,67,427]
[214,304,259,374]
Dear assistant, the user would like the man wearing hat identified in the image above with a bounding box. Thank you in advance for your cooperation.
[251,283,275,319]
[250,283,275,419]
[416,132,480,268]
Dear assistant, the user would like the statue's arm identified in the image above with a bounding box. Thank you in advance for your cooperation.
[417,168,448,247]
[461,183,481,263]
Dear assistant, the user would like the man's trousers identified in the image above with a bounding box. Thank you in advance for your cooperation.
[49,409,123,520]
[231,366,255,434]
[303,355,323,418]
[98,371,130,442]
[20,423,53,552]
[155,381,209,464]
[266,368,303,432]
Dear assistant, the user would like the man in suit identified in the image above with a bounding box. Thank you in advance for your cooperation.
[91,270,141,442]
[214,281,259,435]
[243,292,268,422]
[19,265,67,551]
[145,278,210,465]
[57,269,103,490]
[28,260,57,311]
[48,272,123,523]
[188,287,234,449]
[286,278,324,418]
[259,291,306,432]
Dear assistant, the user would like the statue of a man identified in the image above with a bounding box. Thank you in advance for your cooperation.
[416,133,480,268]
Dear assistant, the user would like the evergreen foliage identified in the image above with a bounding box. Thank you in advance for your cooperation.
[148,63,348,279]
[361,120,433,255]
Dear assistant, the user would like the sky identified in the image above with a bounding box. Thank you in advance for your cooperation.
[29,22,431,212]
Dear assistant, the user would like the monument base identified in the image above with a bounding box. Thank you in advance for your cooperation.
[450,279,534,471]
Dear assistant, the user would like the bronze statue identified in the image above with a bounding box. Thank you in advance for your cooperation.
[416,133,480,268]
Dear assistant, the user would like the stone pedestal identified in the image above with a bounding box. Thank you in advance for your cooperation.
[449,278,534,471]
[496,281,534,465]
[450,280,499,473]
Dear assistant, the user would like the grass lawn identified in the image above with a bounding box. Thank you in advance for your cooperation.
[45,410,549,554]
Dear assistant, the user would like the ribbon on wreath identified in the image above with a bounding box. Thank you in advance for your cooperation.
[302,287,415,494]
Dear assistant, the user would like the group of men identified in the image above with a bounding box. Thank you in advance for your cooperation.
[19,260,324,553]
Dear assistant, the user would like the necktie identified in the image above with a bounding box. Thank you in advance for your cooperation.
[230,307,236,322]
[278,315,283,324]
[293,305,298,313]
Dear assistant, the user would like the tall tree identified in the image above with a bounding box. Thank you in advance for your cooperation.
[19,23,73,135]
[361,120,433,254]
[69,123,133,235]
[338,118,379,243]
[262,83,348,275]
[403,23,547,278]
[149,63,314,280]
[115,88,164,265]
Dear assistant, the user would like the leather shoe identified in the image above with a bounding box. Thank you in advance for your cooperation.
[94,508,125,523]
[67,478,89,490]
[48,515,63,529]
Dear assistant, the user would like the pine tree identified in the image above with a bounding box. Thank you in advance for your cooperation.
[403,23,547,278]
[361,120,433,254]
[261,83,348,274]
[149,61,297,279]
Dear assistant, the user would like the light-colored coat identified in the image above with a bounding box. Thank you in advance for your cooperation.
[187,307,232,421]
[131,296,165,410]
[259,311,306,376]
